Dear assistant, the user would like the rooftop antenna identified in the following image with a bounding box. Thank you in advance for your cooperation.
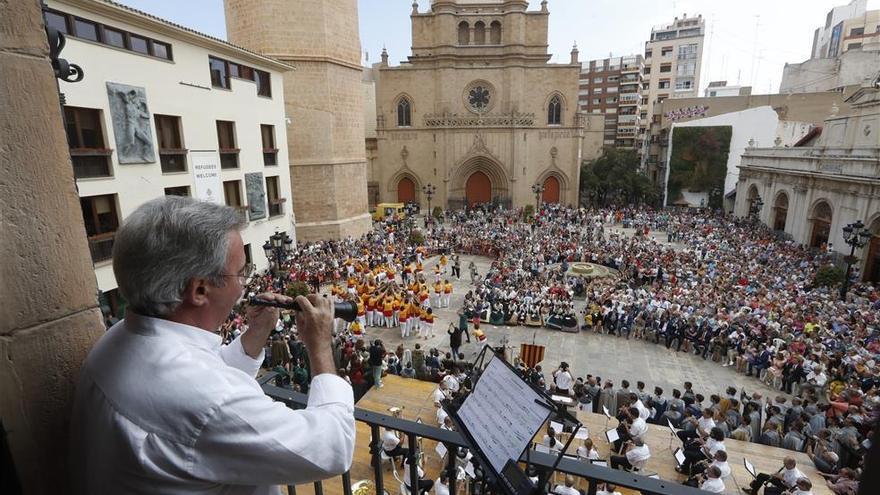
[737,69,741,85]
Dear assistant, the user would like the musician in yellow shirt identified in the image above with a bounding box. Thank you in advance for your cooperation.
[432,281,443,308]
[442,280,453,308]
[399,304,410,338]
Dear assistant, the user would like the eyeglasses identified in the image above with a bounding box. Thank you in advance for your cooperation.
[221,263,255,285]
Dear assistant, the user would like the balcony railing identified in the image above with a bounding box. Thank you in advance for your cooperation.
[71,148,113,179]
[260,377,703,495]
[87,232,115,262]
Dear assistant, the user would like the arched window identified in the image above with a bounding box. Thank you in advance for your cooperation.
[458,21,470,45]
[490,21,502,44]
[547,95,562,125]
[474,21,486,45]
[397,97,411,127]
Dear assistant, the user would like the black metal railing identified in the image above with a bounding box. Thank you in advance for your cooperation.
[260,378,707,495]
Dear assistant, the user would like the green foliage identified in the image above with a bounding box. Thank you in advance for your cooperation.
[667,126,732,208]
[579,148,660,207]
[285,281,311,298]
[408,229,425,246]
[523,204,535,221]
[432,206,443,219]
[814,265,845,288]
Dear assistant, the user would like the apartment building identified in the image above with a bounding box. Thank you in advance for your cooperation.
[578,55,644,149]
[640,14,705,160]
[781,0,880,93]
[47,0,295,318]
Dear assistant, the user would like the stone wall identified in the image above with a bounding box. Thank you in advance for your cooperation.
[0,0,104,491]
[225,0,371,240]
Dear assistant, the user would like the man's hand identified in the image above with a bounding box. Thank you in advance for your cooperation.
[239,292,291,359]
[294,294,337,377]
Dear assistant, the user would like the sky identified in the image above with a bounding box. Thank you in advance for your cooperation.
[117,0,879,94]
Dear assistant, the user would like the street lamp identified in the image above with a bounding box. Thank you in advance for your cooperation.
[839,220,872,299]
[749,195,764,221]
[422,183,436,220]
[262,230,294,287]
[531,183,545,212]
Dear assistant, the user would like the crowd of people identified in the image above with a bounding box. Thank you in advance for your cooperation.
[526,359,871,494]
[222,201,878,493]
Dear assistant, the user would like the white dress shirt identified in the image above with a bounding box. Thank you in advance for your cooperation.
[625,444,651,465]
[782,467,806,488]
[697,416,716,435]
[711,460,731,478]
[555,370,573,390]
[577,446,599,460]
[700,477,725,493]
[629,417,648,439]
[435,480,450,495]
[634,399,650,420]
[70,313,355,495]
[553,485,580,495]
[382,429,402,451]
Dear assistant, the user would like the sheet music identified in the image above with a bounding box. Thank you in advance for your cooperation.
[535,444,550,454]
[435,442,448,459]
[465,462,476,478]
[550,421,563,432]
[744,459,758,478]
[574,428,590,440]
[457,355,551,474]
[604,428,619,443]
[592,460,608,467]
[666,418,677,433]
[674,448,686,465]
[602,405,611,418]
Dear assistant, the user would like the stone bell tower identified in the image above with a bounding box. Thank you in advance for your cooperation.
[224,0,371,241]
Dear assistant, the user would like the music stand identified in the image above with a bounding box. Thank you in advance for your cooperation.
[444,346,582,495]
[664,418,681,452]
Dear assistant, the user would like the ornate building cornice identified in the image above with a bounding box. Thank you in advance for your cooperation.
[423,112,535,127]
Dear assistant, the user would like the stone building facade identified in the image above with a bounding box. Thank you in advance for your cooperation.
[224,0,371,240]
[370,0,601,209]
[736,82,880,283]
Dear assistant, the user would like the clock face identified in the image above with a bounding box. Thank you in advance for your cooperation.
[463,80,495,114]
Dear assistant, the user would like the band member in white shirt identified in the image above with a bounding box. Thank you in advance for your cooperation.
[698,466,725,493]
[552,476,580,495]
[576,438,599,460]
[403,451,434,495]
[543,426,563,454]
[553,362,574,395]
[595,483,622,495]
[610,438,650,471]
[70,196,355,494]
[434,473,450,495]
[743,457,805,495]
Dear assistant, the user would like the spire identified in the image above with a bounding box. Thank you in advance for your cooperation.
[411,1,418,14]
[570,42,579,65]
[380,46,389,66]
[541,0,548,12]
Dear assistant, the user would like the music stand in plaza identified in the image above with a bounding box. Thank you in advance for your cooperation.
[444,346,582,495]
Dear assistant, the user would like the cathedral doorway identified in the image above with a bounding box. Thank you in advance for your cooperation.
[397,177,415,203]
[542,176,560,203]
[809,200,833,249]
[466,171,491,206]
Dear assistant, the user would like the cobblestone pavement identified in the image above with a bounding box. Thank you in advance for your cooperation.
[350,244,783,401]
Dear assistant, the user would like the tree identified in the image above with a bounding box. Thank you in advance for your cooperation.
[579,148,660,207]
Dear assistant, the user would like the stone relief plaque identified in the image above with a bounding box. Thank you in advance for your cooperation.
[245,172,267,221]
[106,82,156,163]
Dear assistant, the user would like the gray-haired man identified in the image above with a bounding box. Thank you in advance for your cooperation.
[70,196,355,494]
